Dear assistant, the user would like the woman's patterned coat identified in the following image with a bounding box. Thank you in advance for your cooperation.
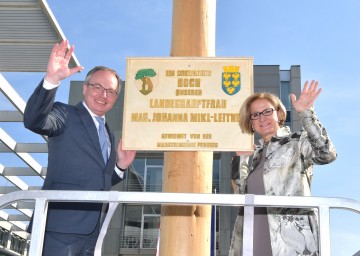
[229,109,337,256]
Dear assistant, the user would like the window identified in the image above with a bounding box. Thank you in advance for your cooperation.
[0,228,9,247]
[126,156,163,192]
[10,234,26,254]
[280,81,292,127]
[120,205,160,249]
[121,155,163,249]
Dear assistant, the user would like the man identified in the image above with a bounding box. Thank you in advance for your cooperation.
[24,40,136,255]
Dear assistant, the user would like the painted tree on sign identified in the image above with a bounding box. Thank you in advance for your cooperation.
[135,68,157,95]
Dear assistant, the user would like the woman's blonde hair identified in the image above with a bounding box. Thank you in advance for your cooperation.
[239,92,287,134]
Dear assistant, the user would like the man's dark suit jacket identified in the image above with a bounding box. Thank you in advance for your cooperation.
[24,80,123,235]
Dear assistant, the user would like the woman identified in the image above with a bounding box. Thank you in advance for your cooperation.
[229,80,337,256]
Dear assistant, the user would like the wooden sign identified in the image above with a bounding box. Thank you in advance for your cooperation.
[123,57,254,151]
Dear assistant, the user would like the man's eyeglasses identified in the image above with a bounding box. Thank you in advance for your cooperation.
[250,108,277,120]
[87,83,118,98]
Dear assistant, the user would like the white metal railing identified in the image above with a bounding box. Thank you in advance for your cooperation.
[0,191,360,256]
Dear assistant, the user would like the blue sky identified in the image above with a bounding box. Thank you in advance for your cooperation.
[2,0,360,255]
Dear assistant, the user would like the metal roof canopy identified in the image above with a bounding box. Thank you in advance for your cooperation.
[0,0,80,249]
[0,0,79,72]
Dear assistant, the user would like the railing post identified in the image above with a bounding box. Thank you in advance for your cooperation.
[242,194,254,256]
[94,202,119,256]
[318,206,331,256]
[28,198,48,256]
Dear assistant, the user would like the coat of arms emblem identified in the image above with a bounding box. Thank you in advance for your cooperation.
[222,66,241,95]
